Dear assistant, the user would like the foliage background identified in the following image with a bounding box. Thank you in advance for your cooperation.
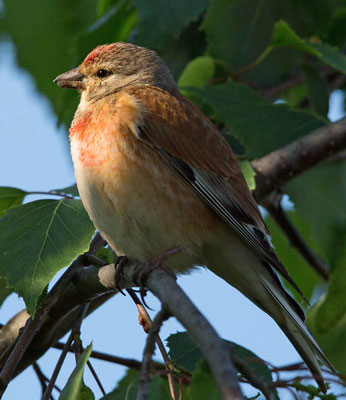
[0,0,345,398]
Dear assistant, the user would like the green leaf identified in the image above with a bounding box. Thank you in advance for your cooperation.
[309,41,346,75]
[303,65,329,118]
[167,332,272,383]
[239,160,256,191]
[178,56,215,90]
[0,187,27,216]
[202,0,277,70]
[326,6,346,47]
[266,212,320,302]
[0,200,95,315]
[307,298,346,375]
[167,331,203,373]
[287,162,346,265]
[51,184,79,197]
[58,0,137,126]
[270,21,346,75]
[271,20,319,56]
[101,369,171,399]
[0,0,97,127]
[282,84,307,108]
[0,278,13,307]
[59,343,94,400]
[187,361,221,400]
[287,163,346,333]
[134,0,208,50]
[101,369,139,400]
[198,82,325,158]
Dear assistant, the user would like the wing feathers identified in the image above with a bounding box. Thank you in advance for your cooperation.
[129,86,306,302]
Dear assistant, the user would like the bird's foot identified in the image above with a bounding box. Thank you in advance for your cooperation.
[114,255,130,296]
[133,245,181,289]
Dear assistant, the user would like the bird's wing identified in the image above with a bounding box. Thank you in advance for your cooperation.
[126,85,306,301]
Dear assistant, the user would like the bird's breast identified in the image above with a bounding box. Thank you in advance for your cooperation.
[69,100,220,269]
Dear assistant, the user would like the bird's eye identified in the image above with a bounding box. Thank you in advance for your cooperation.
[96,69,111,78]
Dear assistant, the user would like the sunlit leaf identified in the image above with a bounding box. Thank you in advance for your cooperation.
[0,200,95,314]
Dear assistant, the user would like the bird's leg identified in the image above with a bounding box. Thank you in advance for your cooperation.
[114,255,130,296]
[134,246,181,290]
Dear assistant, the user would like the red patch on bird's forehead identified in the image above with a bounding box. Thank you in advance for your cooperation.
[84,44,116,64]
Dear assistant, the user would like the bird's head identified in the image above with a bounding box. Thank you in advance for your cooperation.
[54,42,178,102]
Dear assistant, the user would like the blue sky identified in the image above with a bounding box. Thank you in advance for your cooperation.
[0,39,345,399]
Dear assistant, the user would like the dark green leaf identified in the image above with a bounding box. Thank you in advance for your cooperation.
[59,343,94,400]
[159,21,207,79]
[287,163,346,264]
[101,369,171,399]
[187,361,221,400]
[0,200,95,315]
[309,41,346,75]
[202,0,276,70]
[101,369,139,400]
[0,0,97,127]
[0,278,13,307]
[51,184,79,197]
[270,21,346,75]
[303,65,329,118]
[167,331,203,372]
[307,298,346,375]
[0,187,27,216]
[198,82,325,158]
[326,6,346,47]
[167,332,272,383]
[287,163,346,333]
[134,0,208,50]
[59,0,137,125]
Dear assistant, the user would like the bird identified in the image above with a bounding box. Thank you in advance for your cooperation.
[55,42,334,392]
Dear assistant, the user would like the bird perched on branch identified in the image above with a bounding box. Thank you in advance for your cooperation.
[55,42,333,392]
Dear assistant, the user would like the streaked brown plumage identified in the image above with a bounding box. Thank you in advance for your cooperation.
[55,42,334,392]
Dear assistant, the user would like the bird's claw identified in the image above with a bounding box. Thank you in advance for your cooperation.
[114,255,130,296]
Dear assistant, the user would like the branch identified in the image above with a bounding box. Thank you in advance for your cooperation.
[0,260,245,399]
[252,117,346,202]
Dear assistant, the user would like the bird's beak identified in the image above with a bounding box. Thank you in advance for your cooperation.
[54,68,85,90]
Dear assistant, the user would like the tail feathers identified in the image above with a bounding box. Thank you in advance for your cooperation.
[260,276,334,393]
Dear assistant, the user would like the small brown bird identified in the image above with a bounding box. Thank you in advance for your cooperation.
[55,42,333,391]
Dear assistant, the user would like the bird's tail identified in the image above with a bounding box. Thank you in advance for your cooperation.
[259,275,335,393]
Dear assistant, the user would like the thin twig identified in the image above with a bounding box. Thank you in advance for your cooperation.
[71,303,106,397]
[86,361,106,397]
[32,363,51,400]
[27,191,74,199]
[42,304,88,400]
[266,197,329,280]
[127,289,178,400]
[0,233,105,397]
[137,308,171,400]
[42,330,74,400]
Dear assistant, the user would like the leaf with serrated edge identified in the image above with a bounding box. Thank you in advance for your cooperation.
[198,82,325,158]
[0,199,95,315]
